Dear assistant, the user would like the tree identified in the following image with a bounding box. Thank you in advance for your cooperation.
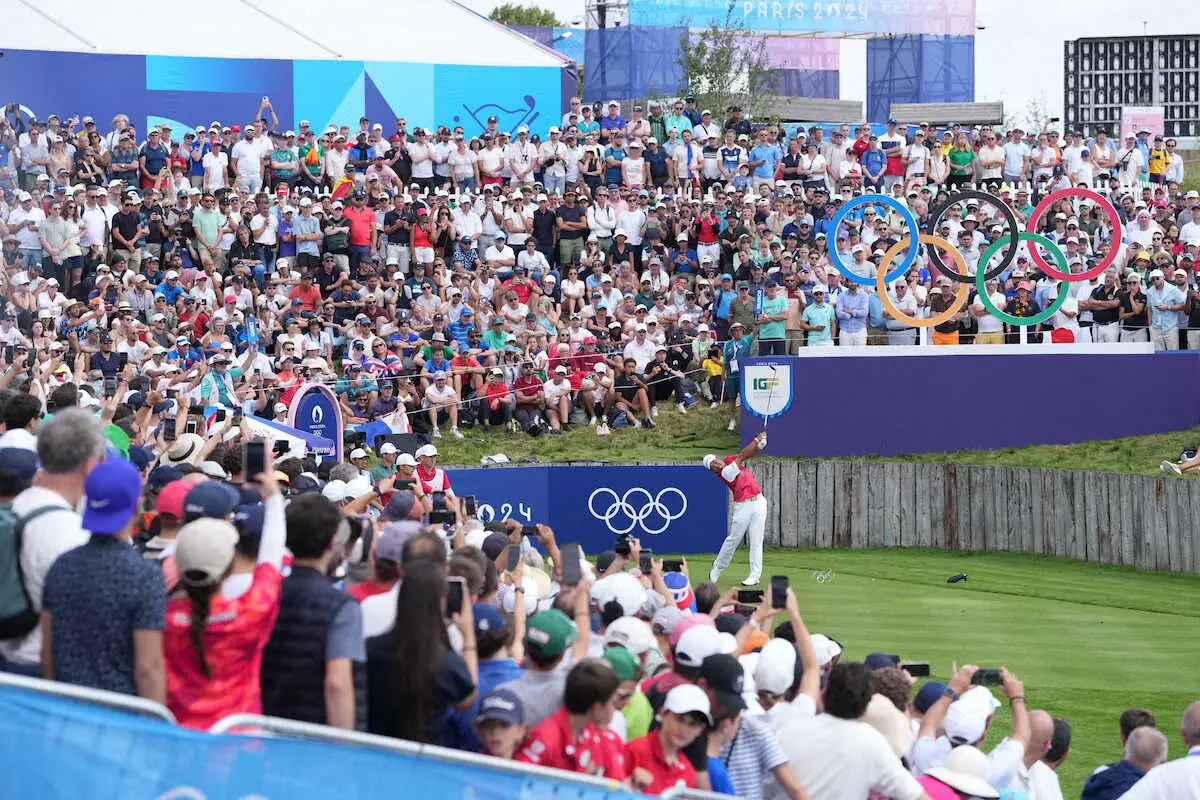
[1004,92,1051,134]
[676,7,779,124]
[489,3,563,27]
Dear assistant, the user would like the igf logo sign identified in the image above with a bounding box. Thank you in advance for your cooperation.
[752,377,779,391]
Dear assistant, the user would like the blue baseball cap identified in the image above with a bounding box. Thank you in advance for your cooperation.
[81,459,143,535]
[865,652,899,670]
[914,681,948,713]
[232,502,265,539]
[720,273,733,281]
[473,602,507,637]
[0,448,38,484]
[475,687,524,726]
[183,481,240,523]
[147,464,183,492]
[461,308,473,316]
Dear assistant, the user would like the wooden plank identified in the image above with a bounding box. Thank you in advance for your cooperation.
[945,465,962,551]
[1082,472,1099,563]
[866,463,885,549]
[1106,473,1123,566]
[883,463,902,549]
[930,464,948,549]
[1118,474,1134,567]
[792,462,815,550]
[1130,477,1148,570]
[770,97,865,123]
[815,461,835,550]
[1151,478,1169,571]
[1020,469,1036,555]
[1029,469,1045,556]
[915,465,933,548]
[1162,480,1178,572]
[774,462,796,549]
[993,467,1010,552]
[975,468,991,552]
[900,462,917,548]
[889,101,1005,125]
[1184,482,1199,573]
[1056,470,1073,560]
[853,463,871,550]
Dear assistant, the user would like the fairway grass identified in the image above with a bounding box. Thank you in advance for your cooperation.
[680,547,1198,797]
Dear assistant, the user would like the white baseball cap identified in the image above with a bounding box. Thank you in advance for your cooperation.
[415,444,438,458]
[662,684,713,725]
[349,448,368,460]
[395,452,418,467]
[378,442,398,455]
[175,519,238,587]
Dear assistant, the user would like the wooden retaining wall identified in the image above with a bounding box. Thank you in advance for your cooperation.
[747,461,1198,573]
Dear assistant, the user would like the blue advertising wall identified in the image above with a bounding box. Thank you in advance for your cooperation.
[865,34,976,122]
[0,49,563,137]
[450,465,726,555]
[0,685,631,800]
[739,352,1200,457]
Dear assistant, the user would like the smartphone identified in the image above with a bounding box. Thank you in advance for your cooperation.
[118,352,128,368]
[734,603,757,616]
[663,559,683,573]
[166,388,178,399]
[244,440,266,480]
[614,534,632,557]
[1,345,12,362]
[232,408,243,424]
[104,377,117,398]
[273,440,290,455]
[185,419,199,435]
[737,589,764,604]
[639,549,653,573]
[213,409,227,423]
[902,662,932,678]
[254,369,262,376]
[428,509,456,525]
[463,495,478,517]
[446,576,466,617]
[163,424,177,442]
[972,669,1003,686]
[521,524,538,537]
[771,575,788,610]
[561,543,582,586]
[505,543,521,573]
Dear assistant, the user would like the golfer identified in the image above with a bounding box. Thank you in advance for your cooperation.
[704,431,767,586]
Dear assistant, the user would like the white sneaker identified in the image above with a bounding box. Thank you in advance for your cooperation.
[597,423,611,436]
[450,426,464,439]
[589,415,598,426]
[676,402,687,414]
[432,427,442,438]
[727,420,736,431]
[633,419,643,429]
[651,406,659,418]
[709,402,719,409]
[741,576,760,586]
[1161,460,1182,475]
[709,566,721,583]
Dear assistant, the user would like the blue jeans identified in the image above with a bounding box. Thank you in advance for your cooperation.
[254,245,274,287]
[350,244,373,273]
[456,176,476,193]
[0,652,41,678]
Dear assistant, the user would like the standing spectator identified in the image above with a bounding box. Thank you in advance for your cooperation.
[366,558,477,744]
[1082,725,1168,800]
[0,411,101,677]
[506,608,581,726]
[473,687,530,759]
[755,280,788,356]
[260,494,365,730]
[516,658,628,779]
[40,460,165,701]
[164,471,286,730]
[1116,701,1200,799]
[1146,268,1185,351]
[627,684,711,795]
[835,281,869,346]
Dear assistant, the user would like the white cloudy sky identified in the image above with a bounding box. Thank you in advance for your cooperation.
[458,0,1195,121]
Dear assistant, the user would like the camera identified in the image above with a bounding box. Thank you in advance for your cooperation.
[614,534,632,557]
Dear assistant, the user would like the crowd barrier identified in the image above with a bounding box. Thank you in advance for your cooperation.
[449,464,728,556]
[0,673,643,800]
[749,460,1199,574]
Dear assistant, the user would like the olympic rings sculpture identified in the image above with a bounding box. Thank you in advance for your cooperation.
[830,187,1124,328]
[587,487,688,536]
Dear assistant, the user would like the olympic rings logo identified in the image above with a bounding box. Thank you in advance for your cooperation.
[827,187,1124,328]
[587,487,688,535]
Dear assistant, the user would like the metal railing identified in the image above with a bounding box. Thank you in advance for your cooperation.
[210,713,641,796]
[0,670,176,723]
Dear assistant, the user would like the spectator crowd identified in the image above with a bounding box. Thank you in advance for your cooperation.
[0,99,1197,797]
[0,409,1197,799]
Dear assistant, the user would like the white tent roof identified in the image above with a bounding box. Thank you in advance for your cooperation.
[0,0,568,67]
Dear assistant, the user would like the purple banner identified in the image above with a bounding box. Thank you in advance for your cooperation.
[740,352,1200,457]
[631,0,976,36]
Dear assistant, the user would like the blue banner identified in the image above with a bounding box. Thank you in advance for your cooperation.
[451,465,727,556]
[287,382,343,463]
[0,49,563,138]
[0,685,633,800]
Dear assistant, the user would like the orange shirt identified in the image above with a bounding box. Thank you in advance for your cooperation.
[164,563,282,730]
[289,283,322,312]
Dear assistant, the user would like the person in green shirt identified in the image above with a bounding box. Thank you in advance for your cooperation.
[756,280,789,356]
[270,133,300,187]
[297,131,325,185]
[369,442,399,483]
[647,101,667,147]
[947,132,976,189]
[801,288,836,346]
[634,280,656,310]
[482,316,510,352]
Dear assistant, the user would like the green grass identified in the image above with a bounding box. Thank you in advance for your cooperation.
[678,547,1198,797]
[436,402,741,466]
[428,399,1198,475]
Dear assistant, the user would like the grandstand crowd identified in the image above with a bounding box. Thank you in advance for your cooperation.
[0,101,1198,798]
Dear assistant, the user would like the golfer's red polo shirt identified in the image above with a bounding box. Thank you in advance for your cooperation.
[626,731,697,794]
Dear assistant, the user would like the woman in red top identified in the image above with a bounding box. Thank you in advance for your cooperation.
[164,470,285,730]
